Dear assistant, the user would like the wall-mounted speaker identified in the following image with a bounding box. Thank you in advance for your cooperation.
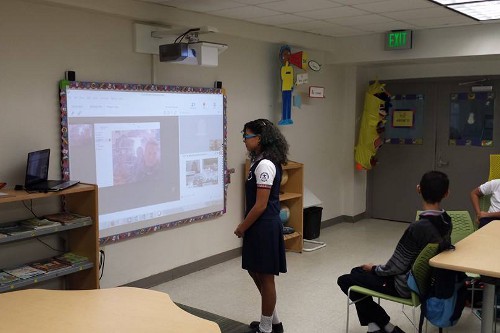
[65,71,76,81]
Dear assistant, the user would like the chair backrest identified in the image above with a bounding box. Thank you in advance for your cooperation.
[415,210,475,244]
[488,154,500,181]
[479,195,491,213]
[447,211,475,245]
[411,243,440,297]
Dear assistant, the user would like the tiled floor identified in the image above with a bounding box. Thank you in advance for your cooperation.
[152,219,493,333]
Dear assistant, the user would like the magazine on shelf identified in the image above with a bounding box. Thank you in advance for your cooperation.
[30,259,70,272]
[0,271,19,285]
[44,212,91,225]
[54,252,88,265]
[4,265,45,279]
[0,222,34,235]
[20,217,61,229]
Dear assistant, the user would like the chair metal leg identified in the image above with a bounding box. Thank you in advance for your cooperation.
[346,289,351,333]
[471,280,475,313]
[412,306,417,333]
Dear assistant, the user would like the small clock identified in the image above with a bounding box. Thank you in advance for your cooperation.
[308,60,321,72]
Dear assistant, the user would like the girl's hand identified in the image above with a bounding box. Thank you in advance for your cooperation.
[234,225,244,238]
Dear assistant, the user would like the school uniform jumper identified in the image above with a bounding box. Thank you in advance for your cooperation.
[242,158,287,275]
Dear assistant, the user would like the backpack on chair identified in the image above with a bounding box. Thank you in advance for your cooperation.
[408,267,467,332]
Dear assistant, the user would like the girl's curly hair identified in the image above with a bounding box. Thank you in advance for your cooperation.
[243,119,289,165]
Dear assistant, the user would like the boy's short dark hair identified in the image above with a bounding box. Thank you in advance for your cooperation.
[420,171,449,204]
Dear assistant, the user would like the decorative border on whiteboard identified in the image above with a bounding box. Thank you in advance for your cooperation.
[59,80,227,246]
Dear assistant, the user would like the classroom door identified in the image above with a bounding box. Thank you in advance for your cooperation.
[369,77,499,222]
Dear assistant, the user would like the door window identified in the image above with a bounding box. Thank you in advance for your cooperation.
[384,94,425,145]
[449,92,494,147]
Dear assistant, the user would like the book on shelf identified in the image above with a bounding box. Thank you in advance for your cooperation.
[30,259,70,273]
[0,233,7,238]
[54,252,88,265]
[0,271,19,285]
[0,222,34,235]
[20,217,61,230]
[4,265,45,279]
[44,212,91,225]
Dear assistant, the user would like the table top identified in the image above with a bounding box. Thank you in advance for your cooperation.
[0,287,221,333]
[429,221,500,278]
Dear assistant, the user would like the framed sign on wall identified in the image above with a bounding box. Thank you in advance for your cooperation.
[309,86,325,98]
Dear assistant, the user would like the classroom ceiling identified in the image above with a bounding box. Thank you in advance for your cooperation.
[138,0,495,37]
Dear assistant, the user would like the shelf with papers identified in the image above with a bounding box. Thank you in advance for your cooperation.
[0,261,94,293]
[0,184,99,291]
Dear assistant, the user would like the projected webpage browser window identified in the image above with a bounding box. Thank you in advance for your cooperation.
[64,86,225,241]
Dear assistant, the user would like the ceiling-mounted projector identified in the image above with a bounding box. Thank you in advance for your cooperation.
[159,41,228,66]
[134,24,228,66]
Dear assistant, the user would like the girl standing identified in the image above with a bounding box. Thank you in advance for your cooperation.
[234,119,289,333]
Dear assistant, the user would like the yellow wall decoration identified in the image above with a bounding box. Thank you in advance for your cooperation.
[354,80,390,170]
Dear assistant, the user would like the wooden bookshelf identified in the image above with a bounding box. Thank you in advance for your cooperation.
[0,184,99,291]
[245,160,304,252]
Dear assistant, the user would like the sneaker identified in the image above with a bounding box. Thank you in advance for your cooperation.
[249,321,284,333]
[246,328,271,333]
[390,327,406,333]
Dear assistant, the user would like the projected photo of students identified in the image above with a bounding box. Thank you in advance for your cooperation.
[112,130,161,186]
[185,160,201,187]
[185,158,219,188]
[202,158,219,185]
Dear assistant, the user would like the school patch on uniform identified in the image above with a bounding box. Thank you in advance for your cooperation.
[259,172,269,182]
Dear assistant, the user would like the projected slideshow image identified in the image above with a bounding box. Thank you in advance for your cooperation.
[62,82,225,243]
[185,157,218,188]
[112,129,161,186]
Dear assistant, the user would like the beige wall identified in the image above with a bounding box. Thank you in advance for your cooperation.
[2,0,500,287]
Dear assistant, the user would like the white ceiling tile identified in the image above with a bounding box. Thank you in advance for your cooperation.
[353,0,435,14]
[309,23,369,36]
[280,20,336,30]
[234,0,279,4]
[162,0,246,12]
[246,13,312,25]
[404,15,479,27]
[383,7,463,20]
[332,0,389,4]
[357,21,418,33]
[138,0,497,37]
[297,6,369,19]
[258,0,339,13]
[209,6,281,19]
[326,13,395,26]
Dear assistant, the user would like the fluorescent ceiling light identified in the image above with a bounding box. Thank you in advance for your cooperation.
[430,0,500,20]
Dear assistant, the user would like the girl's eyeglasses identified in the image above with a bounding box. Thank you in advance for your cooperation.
[243,134,257,140]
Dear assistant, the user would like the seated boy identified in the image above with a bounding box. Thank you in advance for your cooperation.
[470,178,500,228]
[337,171,452,333]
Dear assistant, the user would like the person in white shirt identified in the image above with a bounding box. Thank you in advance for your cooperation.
[470,179,500,228]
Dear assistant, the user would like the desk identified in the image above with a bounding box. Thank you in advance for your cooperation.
[430,221,500,333]
[0,287,221,333]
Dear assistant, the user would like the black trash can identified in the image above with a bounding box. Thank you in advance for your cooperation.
[303,206,323,240]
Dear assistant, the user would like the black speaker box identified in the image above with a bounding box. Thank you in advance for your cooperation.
[65,71,76,81]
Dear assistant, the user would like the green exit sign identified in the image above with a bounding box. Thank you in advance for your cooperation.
[385,30,413,50]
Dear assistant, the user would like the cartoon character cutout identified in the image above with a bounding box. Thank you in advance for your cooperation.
[279,45,294,125]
